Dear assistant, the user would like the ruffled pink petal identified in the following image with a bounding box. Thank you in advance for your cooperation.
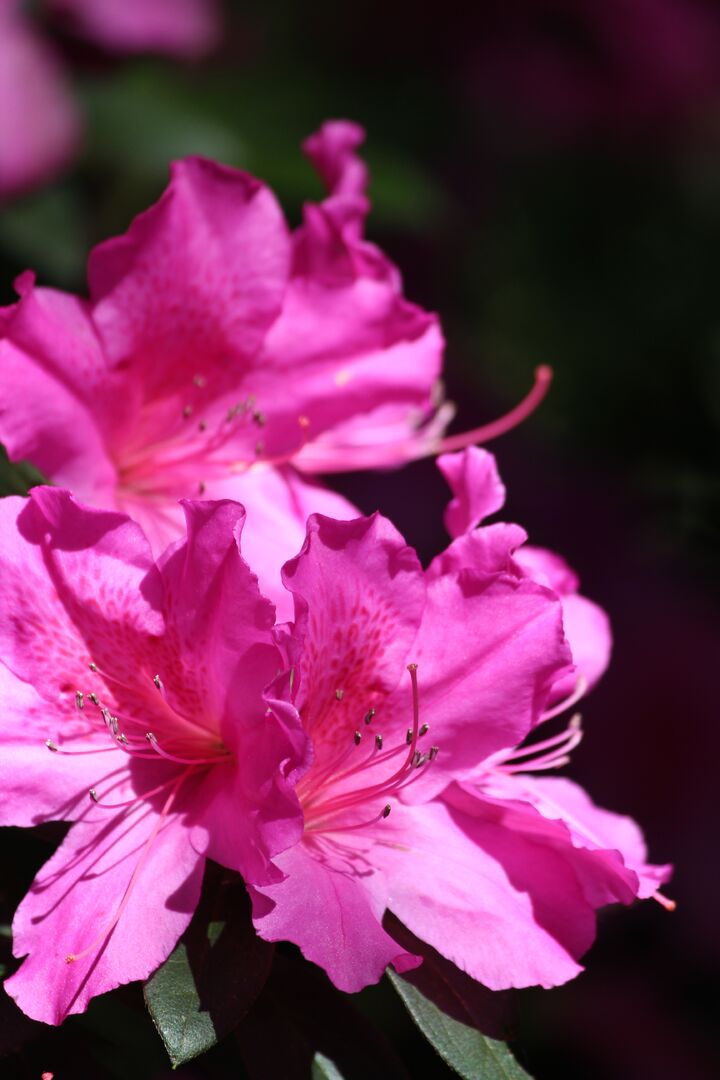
[88,158,290,400]
[0,489,162,702]
[173,468,359,622]
[389,564,572,797]
[437,448,506,538]
[514,545,612,695]
[0,13,80,199]
[368,793,635,991]
[281,513,425,759]
[250,841,419,992]
[498,775,672,900]
[156,500,307,883]
[5,801,205,1023]
[155,500,278,730]
[46,0,219,58]
[427,522,529,581]
[253,121,443,472]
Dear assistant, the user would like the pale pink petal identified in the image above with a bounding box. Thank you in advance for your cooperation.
[250,841,419,992]
[89,158,290,399]
[5,803,205,1023]
[0,13,80,199]
[367,794,635,990]
[46,0,219,58]
[515,546,612,695]
[502,775,672,900]
[513,545,580,595]
[437,448,506,538]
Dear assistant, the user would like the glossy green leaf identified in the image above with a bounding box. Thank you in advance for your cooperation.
[144,864,273,1068]
[312,1052,346,1079]
[387,967,532,1080]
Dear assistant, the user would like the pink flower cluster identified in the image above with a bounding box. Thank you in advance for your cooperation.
[0,122,670,1025]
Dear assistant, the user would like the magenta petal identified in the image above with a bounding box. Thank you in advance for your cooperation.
[515,545,612,695]
[369,795,632,991]
[250,842,419,992]
[281,513,425,752]
[437,448,506,538]
[5,807,205,1023]
[182,468,359,622]
[89,158,290,397]
[156,499,278,727]
[391,569,571,795]
[506,775,672,900]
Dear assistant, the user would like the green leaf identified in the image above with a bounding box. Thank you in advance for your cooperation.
[0,445,48,498]
[312,1052,346,1079]
[387,968,531,1080]
[144,864,273,1068]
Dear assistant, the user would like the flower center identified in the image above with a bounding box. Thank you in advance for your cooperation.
[297,663,438,835]
[115,373,311,503]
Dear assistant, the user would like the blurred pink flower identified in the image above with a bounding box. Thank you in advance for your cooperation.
[46,0,219,57]
[0,6,81,199]
[0,0,219,200]
[0,488,305,1023]
[0,123,448,616]
[251,496,667,993]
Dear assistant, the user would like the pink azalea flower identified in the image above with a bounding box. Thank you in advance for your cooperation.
[0,122,446,615]
[250,491,669,994]
[0,487,306,1024]
[46,0,220,58]
[0,4,81,200]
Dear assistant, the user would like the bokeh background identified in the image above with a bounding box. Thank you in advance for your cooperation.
[0,1,718,1077]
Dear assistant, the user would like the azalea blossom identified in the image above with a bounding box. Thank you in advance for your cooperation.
[250,459,670,992]
[0,121,551,616]
[0,487,306,1024]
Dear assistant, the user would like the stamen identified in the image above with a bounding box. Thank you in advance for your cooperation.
[364,708,376,725]
[75,691,84,711]
[65,769,190,964]
[335,689,345,701]
[88,775,178,810]
[540,676,587,723]
[145,732,229,766]
[294,367,552,472]
[306,803,393,834]
[652,890,677,912]
[437,366,553,454]
[45,740,117,756]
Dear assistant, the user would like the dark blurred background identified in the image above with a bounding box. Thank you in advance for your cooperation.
[0,1,718,1077]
